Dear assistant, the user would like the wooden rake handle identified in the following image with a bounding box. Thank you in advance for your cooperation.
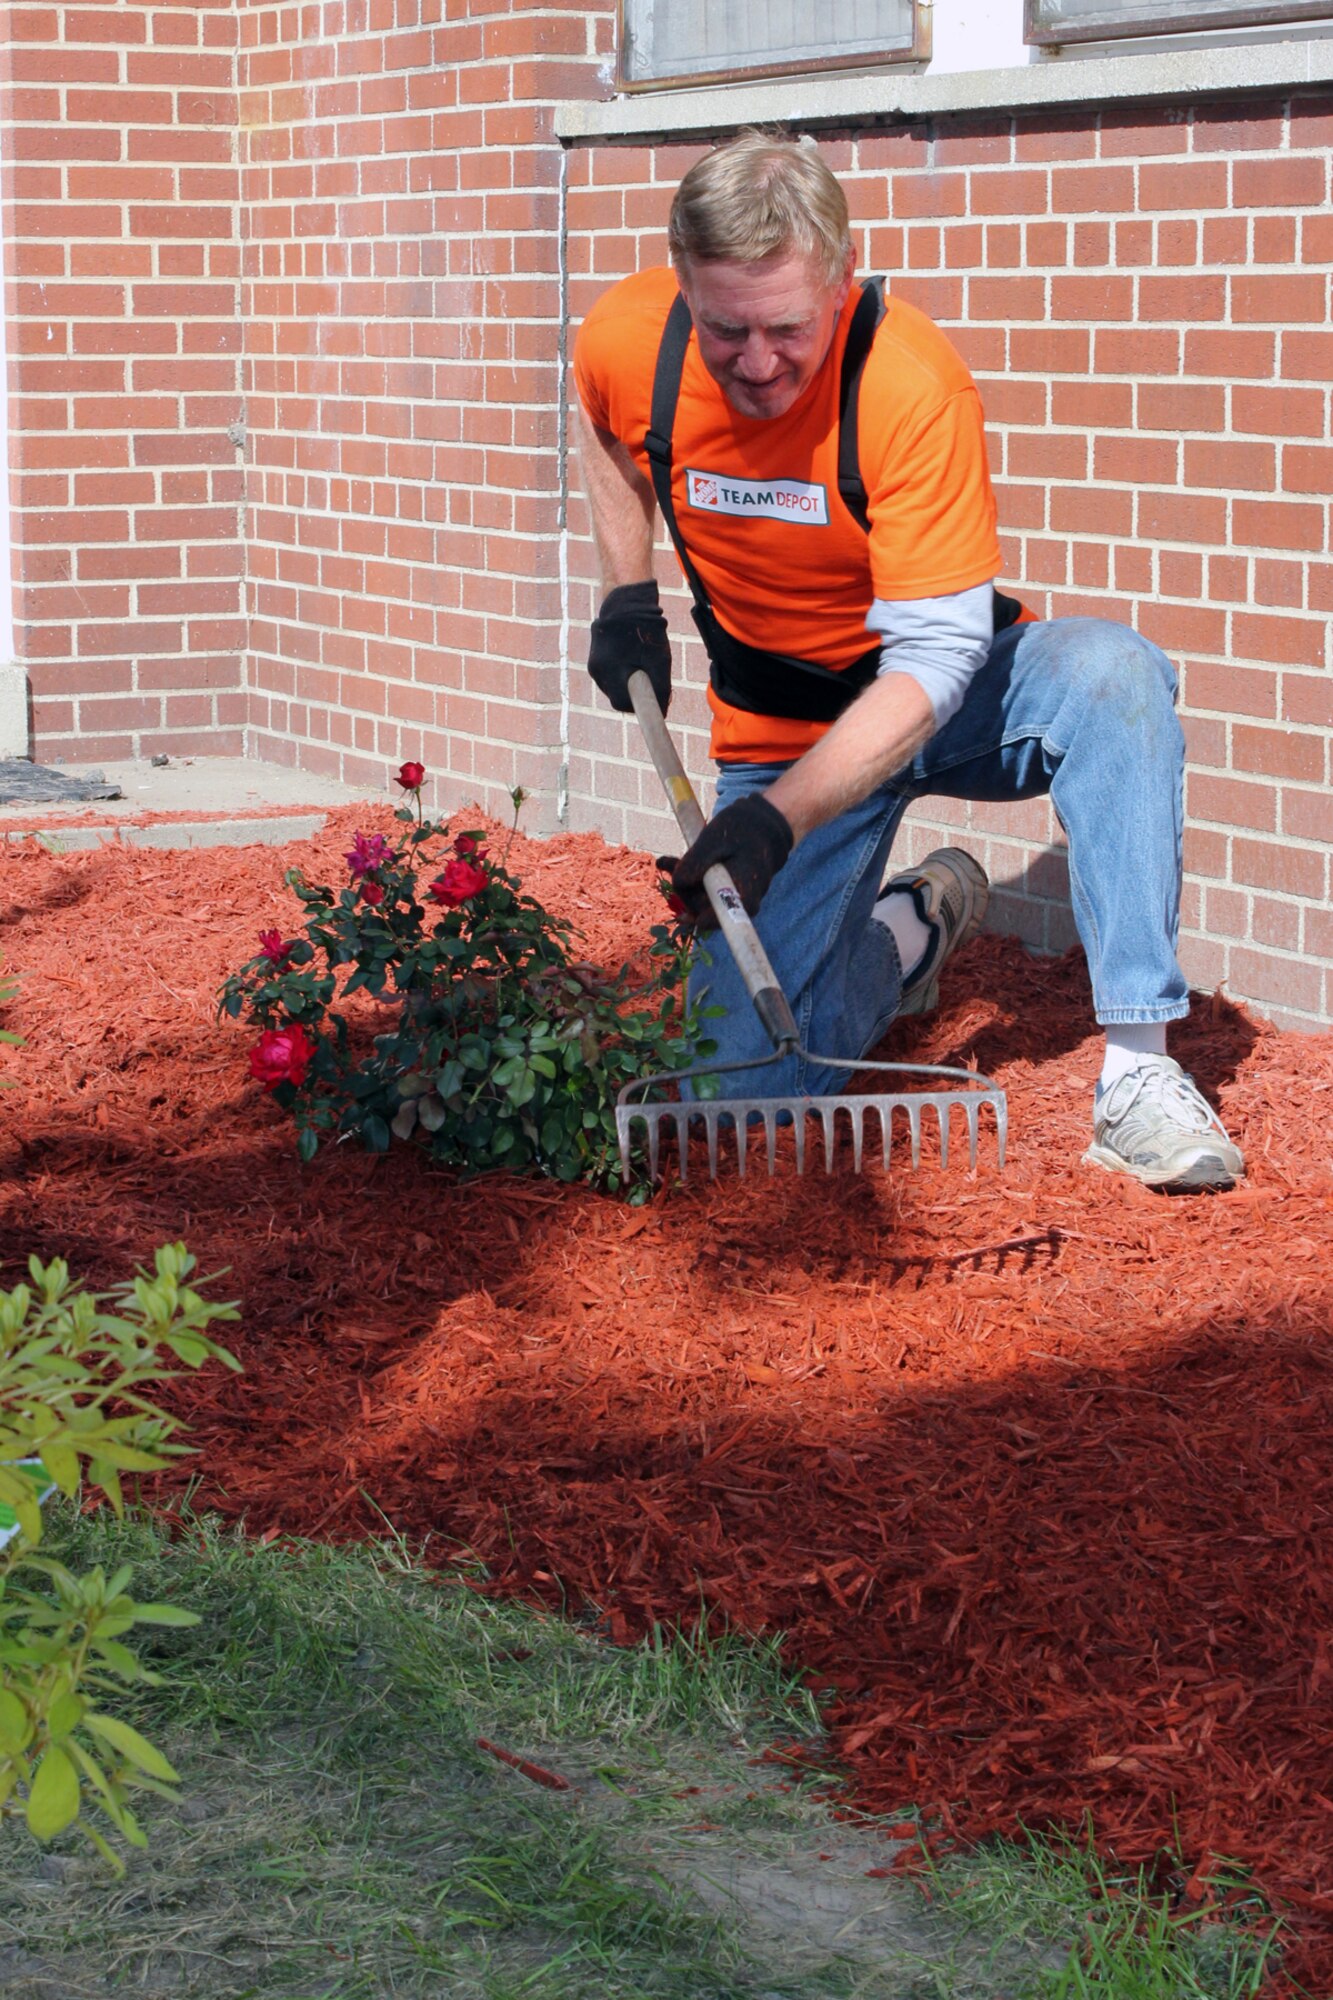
[628,669,800,1057]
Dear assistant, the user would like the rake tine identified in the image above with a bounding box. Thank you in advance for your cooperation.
[735,1111,748,1179]
[877,1102,892,1171]
[764,1108,779,1175]
[819,1104,836,1172]
[669,1106,687,1184]
[908,1100,922,1169]
[965,1099,980,1171]
[937,1098,950,1172]
[793,1110,807,1175]
[705,1107,721,1180]
[996,1094,1008,1169]
[850,1106,865,1175]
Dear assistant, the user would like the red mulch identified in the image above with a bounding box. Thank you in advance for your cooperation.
[3,805,1331,1991]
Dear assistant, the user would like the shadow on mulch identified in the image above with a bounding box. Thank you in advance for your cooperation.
[875,933,1264,1106]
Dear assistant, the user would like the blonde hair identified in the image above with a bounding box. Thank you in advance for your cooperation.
[667,130,852,289]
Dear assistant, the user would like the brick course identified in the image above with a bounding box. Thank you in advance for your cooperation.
[2,4,1331,1023]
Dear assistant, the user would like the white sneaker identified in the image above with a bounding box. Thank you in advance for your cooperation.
[1084,1055,1244,1191]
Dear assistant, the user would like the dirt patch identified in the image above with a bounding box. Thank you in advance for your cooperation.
[1,806,1329,1993]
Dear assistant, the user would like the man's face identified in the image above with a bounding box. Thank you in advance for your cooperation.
[677,247,854,422]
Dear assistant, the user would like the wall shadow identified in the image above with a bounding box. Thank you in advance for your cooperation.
[876,928,1262,1105]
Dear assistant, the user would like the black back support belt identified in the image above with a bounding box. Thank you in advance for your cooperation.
[642,280,1023,726]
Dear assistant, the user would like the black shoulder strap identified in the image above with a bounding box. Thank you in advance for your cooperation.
[643,277,886,594]
[643,291,711,613]
[836,275,886,533]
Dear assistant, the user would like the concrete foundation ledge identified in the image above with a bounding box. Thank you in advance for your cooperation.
[0,756,381,852]
[0,664,30,760]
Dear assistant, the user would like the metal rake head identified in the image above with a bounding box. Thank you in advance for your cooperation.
[616,1084,1007,1184]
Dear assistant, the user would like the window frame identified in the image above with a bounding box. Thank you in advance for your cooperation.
[1025,0,1333,46]
[616,0,931,94]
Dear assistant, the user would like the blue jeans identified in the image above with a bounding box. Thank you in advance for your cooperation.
[687,617,1188,1099]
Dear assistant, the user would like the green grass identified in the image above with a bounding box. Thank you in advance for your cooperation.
[0,1506,1284,2000]
[921,1834,1281,1999]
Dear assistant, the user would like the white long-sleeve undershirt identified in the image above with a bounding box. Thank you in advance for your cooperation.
[866,580,996,733]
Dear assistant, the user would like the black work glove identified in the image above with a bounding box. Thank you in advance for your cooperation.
[588,579,672,716]
[659,794,793,932]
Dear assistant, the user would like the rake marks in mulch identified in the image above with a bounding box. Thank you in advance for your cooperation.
[3,805,1331,1993]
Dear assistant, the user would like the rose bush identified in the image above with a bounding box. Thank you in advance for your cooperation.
[220,775,714,1192]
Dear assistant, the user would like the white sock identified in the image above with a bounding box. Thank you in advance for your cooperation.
[871,888,933,984]
[1098,1022,1168,1096]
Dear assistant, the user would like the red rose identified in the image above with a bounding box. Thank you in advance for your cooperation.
[396,761,425,790]
[453,832,486,858]
[257,928,291,966]
[360,881,386,907]
[428,857,488,908]
[248,1022,315,1091]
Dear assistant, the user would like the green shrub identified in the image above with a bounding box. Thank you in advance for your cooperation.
[0,1244,239,1866]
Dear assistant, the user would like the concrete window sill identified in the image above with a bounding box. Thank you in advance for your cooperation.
[555,36,1333,141]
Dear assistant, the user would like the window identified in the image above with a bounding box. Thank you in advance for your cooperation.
[619,0,927,92]
[1026,0,1333,44]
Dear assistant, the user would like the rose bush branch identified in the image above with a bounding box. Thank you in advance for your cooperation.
[220,769,714,1190]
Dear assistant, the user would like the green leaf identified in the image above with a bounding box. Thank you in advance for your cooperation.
[118,1602,199,1629]
[87,1638,145,1678]
[296,1127,319,1163]
[82,1713,180,1783]
[65,1738,122,1815]
[27,1743,81,1839]
[0,1687,31,1751]
[79,1818,128,1875]
[46,1692,85,1740]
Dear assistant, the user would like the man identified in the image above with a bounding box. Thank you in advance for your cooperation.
[572,131,1243,1191]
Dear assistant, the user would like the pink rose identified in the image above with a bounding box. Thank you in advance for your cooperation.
[396,761,426,790]
[257,928,291,966]
[249,1022,315,1091]
[344,831,393,878]
[428,857,489,908]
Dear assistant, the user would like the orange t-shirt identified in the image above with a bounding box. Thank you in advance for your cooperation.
[573,267,1004,762]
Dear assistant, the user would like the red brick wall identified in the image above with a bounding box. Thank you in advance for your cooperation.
[1,0,246,760]
[238,0,611,819]
[564,101,1333,1028]
[3,4,1331,1024]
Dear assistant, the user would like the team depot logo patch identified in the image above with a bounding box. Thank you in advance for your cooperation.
[685,468,829,526]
